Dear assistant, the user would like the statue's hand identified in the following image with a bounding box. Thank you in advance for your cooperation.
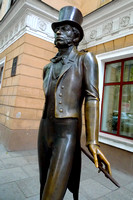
[88,144,112,175]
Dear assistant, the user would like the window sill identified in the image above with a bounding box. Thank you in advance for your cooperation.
[99,132,133,152]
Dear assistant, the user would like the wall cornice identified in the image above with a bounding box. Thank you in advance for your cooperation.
[79,0,133,50]
[0,0,58,53]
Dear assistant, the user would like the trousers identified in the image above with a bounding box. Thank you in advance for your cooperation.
[38,117,80,200]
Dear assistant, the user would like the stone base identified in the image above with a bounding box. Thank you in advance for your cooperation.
[0,123,38,151]
[100,142,133,175]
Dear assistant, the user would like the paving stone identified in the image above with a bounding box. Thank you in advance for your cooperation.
[93,171,119,190]
[64,189,91,200]
[0,182,25,200]
[82,153,97,169]
[1,157,28,169]
[79,190,93,200]
[8,150,33,158]
[64,190,73,200]
[0,144,5,151]
[96,196,110,200]
[125,181,133,193]
[27,194,40,200]
[0,145,133,200]
[0,168,28,184]
[28,149,38,156]
[80,178,111,199]
[22,164,39,177]
[17,176,40,198]
[0,160,4,169]
[0,149,11,159]
[81,166,99,181]
[112,169,133,187]
[104,187,133,200]
[24,155,38,164]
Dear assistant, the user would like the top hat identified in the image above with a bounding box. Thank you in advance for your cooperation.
[52,6,84,42]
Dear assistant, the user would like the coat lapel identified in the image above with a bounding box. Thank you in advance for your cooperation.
[44,47,78,94]
[56,47,78,88]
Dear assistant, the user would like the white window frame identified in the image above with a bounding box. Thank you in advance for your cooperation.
[0,57,6,89]
[96,46,133,152]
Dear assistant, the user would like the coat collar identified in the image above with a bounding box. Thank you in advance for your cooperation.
[51,46,78,64]
[56,47,78,87]
[44,47,79,94]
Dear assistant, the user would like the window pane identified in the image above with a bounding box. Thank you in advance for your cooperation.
[123,60,133,82]
[0,66,3,85]
[120,85,133,138]
[101,85,120,134]
[105,62,121,83]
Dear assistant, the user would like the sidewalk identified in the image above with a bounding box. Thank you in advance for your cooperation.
[0,144,133,200]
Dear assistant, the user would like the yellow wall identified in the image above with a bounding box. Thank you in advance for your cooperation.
[41,0,113,16]
[86,35,133,55]
[0,34,57,150]
[81,0,112,16]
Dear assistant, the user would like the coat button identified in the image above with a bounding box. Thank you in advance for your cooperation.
[61,85,64,89]
[59,108,63,112]
[59,93,62,97]
[59,101,62,104]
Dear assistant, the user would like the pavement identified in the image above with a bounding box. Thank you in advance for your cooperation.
[0,144,133,200]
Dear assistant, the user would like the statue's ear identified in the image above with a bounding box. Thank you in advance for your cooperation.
[73,36,80,44]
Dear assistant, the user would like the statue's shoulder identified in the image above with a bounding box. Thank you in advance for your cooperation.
[78,50,98,70]
[43,62,52,79]
[43,62,52,70]
[78,49,95,60]
[81,50,97,65]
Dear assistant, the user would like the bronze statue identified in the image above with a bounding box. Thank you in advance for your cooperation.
[38,6,112,200]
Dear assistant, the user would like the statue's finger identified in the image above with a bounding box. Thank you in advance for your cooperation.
[106,163,112,175]
[98,151,112,175]
[93,153,98,168]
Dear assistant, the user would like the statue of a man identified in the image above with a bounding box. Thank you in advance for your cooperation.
[38,6,111,200]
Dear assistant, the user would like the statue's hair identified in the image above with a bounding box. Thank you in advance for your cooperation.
[72,27,80,46]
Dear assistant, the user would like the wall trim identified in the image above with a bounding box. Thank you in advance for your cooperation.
[0,0,58,53]
[79,0,133,50]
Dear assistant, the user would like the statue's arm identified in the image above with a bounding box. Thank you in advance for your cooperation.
[83,52,99,146]
[83,52,112,175]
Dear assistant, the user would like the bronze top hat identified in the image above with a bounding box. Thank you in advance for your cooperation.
[52,6,84,42]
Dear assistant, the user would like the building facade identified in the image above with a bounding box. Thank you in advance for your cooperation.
[0,0,133,174]
[79,0,133,174]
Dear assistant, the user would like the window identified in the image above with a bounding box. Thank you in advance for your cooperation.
[101,57,133,139]
[11,56,18,77]
[0,57,5,89]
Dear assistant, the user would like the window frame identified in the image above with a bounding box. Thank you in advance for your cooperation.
[0,57,5,89]
[96,46,133,152]
[100,57,133,140]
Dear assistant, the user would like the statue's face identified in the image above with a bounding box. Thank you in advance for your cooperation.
[54,24,75,48]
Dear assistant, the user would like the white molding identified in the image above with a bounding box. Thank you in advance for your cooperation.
[96,46,133,152]
[0,57,6,65]
[79,0,133,50]
[0,0,58,53]
[99,132,133,152]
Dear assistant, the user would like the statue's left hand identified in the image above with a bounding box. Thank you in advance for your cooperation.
[88,144,112,175]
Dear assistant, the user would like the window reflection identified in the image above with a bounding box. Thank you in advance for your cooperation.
[123,60,133,82]
[105,62,121,83]
[120,85,133,138]
[101,86,120,134]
